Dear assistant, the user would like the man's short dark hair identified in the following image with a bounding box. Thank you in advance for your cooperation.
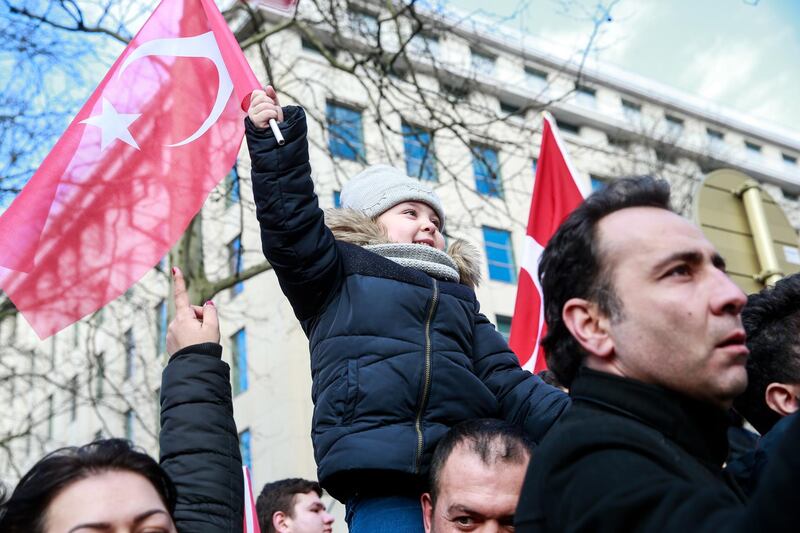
[539,176,672,387]
[429,419,533,504]
[735,274,800,434]
[256,478,322,533]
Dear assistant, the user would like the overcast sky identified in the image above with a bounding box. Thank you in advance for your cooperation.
[448,0,800,133]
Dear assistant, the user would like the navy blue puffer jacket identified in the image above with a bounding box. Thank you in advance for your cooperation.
[247,107,569,502]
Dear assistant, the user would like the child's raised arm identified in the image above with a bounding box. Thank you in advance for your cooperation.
[245,92,342,324]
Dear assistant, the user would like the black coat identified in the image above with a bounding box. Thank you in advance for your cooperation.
[516,368,800,533]
[246,106,569,502]
[159,343,243,533]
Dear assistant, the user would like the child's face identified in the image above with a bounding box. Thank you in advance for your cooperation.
[377,201,446,250]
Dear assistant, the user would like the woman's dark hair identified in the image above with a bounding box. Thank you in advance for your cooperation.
[0,438,176,533]
[539,176,672,387]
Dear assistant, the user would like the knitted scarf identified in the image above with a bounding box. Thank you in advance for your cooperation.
[365,243,460,283]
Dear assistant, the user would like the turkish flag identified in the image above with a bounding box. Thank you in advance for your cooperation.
[256,0,299,14]
[509,113,588,372]
[0,0,260,338]
[243,466,262,533]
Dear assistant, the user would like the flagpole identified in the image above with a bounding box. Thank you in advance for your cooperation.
[269,118,285,145]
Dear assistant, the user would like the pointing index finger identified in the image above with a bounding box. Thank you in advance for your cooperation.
[172,267,192,313]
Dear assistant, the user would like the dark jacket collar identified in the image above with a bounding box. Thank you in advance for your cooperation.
[570,367,730,468]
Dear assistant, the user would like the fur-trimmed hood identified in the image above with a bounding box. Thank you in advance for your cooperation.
[325,208,482,289]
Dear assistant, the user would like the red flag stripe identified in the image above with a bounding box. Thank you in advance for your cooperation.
[509,113,586,371]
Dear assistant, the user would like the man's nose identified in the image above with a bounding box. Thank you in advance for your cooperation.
[710,268,747,316]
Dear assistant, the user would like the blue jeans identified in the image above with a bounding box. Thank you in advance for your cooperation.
[345,494,424,533]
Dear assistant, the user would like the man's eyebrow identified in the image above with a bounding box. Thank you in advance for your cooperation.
[446,504,478,515]
[68,509,169,532]
[650,250,704,274]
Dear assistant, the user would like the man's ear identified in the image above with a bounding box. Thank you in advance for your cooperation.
[421,493,434,533]
[765,382,800,417]
[273,511,290,533]
[562,297,614,358]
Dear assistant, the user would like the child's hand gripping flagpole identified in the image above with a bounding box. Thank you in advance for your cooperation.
[269,118,284,145]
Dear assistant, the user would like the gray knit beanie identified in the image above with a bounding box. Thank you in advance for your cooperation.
[340,165,445,229]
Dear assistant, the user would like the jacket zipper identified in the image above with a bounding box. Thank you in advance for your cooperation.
[415,279,439,473]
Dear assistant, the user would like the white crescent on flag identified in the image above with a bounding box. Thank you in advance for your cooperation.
[118,31,233,147]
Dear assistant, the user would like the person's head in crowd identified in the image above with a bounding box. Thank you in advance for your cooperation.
[539,176,748,408]
[735,273,800,434]
[422,419,533,532]
[0,438,176,533]
[256,478,334,533]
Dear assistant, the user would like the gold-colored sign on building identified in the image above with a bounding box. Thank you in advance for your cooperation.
[694,169,800,294]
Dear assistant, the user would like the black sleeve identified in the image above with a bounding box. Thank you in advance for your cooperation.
[471,308,569,443]
[246,107,343,321]
[159,343,243,533]
[517,414,800,533]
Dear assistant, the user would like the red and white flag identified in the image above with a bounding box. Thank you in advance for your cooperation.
[256,0,299,14]
[243,466,262,533]
[0,0,260,338]
[509,113,589,372]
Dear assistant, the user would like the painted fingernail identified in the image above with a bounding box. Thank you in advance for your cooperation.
[171,267,176,276]
[205,300,215,307]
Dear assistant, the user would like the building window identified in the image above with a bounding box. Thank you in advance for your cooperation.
[124,329,136,381]
[495,314,512,341]
[783,153,798,165]
[590,175,607,191]
[410,32,439,57]
[472,145,502,198]
[621,99,641,120]
[231,328,248,396]
[95,352,105,400]
[240,428,253,471]
[326,102,365,161]
[125,409,135,442]
[665,114,684,136]
[301,37,329,56]
[499,101,523,117]
[155,299,167,355]
[47,394,54,440]
[482,227,516,283]
[229,235,243,296]
[73,322,80,349]
[556,119,581,136]
[155,387,161,432]
[70,376,78,422]
[402,122,437,181]
[608,136,631,151]
[348,9,379,35]
[745,141,762,154]
[224,164,240,207]
[655,149,678,165]
[706,128,724,142]
[470,49,495,76]
[575,85,596,107]
[441,81,470,100]
[524,66,548,89]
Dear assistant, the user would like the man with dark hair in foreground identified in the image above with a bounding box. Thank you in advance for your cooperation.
[728,273,800,494]
[515,176,800,532]
[422,419,532,532]
[256,478,334,533]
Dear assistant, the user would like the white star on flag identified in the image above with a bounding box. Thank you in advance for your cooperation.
[80,97,142,151]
